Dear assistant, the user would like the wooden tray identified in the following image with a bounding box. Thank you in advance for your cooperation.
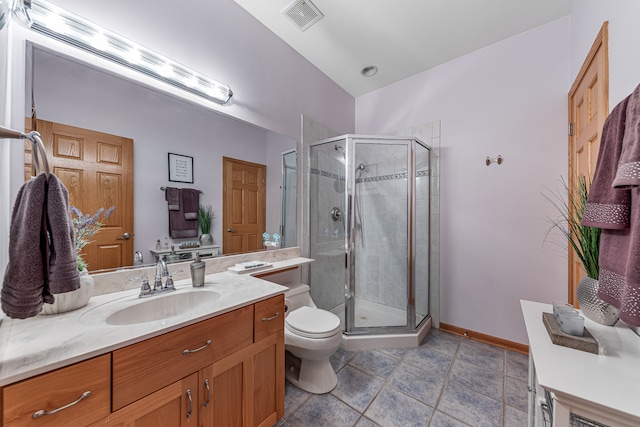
[542,312,599,354]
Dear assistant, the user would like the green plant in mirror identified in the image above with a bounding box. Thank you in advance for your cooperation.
[198,204,215,234]
[70,205,115,271]
[543,176,600,279]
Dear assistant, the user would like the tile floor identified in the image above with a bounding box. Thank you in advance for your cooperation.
[275,329,529,427]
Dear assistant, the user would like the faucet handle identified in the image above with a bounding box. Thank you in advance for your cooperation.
[140,277,152,296]
[164,270,182,291]
[129,275,152,297]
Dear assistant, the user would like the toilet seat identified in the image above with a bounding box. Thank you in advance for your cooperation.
[285,306,341,339]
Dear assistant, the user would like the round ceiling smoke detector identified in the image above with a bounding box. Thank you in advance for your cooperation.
[361,66,378,77]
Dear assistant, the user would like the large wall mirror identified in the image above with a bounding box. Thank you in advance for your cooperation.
[24,43,298,271]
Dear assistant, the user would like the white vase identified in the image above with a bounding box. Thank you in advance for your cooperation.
[41,269,94,315]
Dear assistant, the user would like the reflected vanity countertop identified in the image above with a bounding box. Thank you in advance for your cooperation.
[0,257,312,387]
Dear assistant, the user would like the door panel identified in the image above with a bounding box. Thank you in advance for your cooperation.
[25,118,134,271]
[567,22,608,305]
[223,157,266,254]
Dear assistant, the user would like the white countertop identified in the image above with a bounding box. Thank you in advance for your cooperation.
[0,258,312,387]
[521,300,640,421]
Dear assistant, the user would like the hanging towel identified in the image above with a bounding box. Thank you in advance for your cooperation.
[168,188,199,238]
[46,175,81,295]
[165,187,180,211]
[182,188,199,220]
[2,174,48,318]
[582,83,640,327]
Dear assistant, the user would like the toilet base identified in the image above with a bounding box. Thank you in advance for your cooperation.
[285,350,337,394]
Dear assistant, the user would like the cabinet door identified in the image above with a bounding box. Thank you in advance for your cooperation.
[88,373,199,427]
[200,359,246,427]
[252,332,284,427]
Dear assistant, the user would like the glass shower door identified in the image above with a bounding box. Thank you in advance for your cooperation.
[307,140,348,327]
[280,150,297,247]
[348,139,410,331]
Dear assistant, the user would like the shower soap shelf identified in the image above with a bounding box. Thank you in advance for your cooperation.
[227,261,273,274]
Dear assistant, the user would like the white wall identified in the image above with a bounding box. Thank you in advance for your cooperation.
[355,18,571,344]
[571,1,640,108]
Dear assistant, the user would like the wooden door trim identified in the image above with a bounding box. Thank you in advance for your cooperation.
[567,21,609,305]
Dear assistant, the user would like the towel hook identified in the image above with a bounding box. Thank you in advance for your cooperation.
[486,155,503,166]
[29,132,51,179]
[0,126,50,179]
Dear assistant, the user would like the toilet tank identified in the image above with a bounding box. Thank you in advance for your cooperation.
[284,282,316,313]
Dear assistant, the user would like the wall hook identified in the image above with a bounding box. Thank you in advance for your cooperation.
[486,155,503,166]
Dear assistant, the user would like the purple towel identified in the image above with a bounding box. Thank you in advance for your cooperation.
[582,84,640,327]
[165,187,179,211]
[2,175,47,318]
[46,175,81,295]
[168,188,199,238]
[182,189,199,220]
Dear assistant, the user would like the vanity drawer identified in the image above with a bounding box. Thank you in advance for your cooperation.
[2,354,111,427]
[254,294,284,342]
[112,305,253,410]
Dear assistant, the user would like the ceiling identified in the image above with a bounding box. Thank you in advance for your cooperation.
[233,0,573,97]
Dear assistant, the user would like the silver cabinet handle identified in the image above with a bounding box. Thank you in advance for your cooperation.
[203,379,211,407]
[186,389,193,419]
[262,312,280,321]
[182,339,212,355]
[32,391,91,419]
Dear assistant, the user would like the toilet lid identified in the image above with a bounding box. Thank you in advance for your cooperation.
[285,306,341,339]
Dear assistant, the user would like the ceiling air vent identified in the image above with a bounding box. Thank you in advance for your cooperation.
[282,0,324,32]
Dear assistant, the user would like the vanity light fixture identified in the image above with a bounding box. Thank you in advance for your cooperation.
[15,0,233,104]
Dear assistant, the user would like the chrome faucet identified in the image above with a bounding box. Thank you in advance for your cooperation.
[146,259,177,297]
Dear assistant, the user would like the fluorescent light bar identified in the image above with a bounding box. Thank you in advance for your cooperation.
[19,0,233,104]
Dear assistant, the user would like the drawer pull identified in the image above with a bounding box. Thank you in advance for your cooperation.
[182,339,212,355]
[32,391,91,419]
[203,379,211,407]
[186,389,193,419]
[262,312,280,321]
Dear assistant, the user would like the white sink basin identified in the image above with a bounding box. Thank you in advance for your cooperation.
[79,289,222,326]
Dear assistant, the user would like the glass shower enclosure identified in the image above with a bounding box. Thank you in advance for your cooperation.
[306,135,430,335]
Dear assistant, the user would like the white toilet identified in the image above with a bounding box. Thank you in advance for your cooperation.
[284,282,342,394]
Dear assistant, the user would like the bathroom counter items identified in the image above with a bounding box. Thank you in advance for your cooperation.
[521,300,640,427]
[0,261,307,387]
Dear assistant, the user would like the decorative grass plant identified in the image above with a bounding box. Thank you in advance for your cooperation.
[198,204,214,235]
[543,176,600,279]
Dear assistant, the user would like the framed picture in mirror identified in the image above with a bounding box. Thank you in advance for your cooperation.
[168,152,194,183]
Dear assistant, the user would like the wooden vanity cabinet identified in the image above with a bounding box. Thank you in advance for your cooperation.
[0,295,284,427]
[93,294,283,427]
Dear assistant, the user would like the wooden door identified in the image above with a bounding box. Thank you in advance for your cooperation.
[88,373,198,427]
[25,119,134,272]
[567,22,609,305]
[222,157,266,254]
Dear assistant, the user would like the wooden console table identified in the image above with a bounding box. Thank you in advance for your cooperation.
[521,300,640,427]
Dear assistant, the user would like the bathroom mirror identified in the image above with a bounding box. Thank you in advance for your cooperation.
[23,43,298,269]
